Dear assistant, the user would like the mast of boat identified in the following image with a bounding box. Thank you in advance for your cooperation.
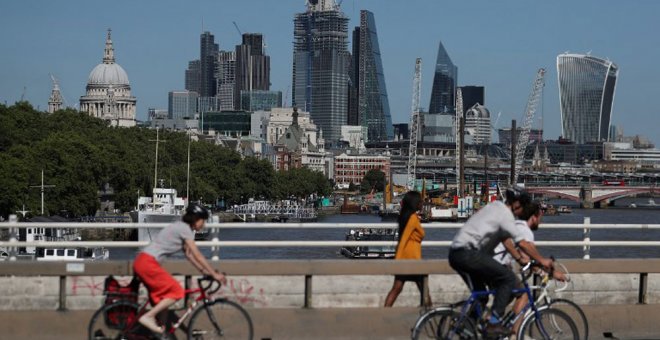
[149,127,167,206]
[29,170,55,215]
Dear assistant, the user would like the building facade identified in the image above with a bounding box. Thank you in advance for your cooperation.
[48,76,63,113]
[266,107,319,146]
[240,90,282,112]
[201,111,252,137]
[459,86,484,114]
[292,0,350,145]
[185,60,201,94]
[168,90,198,119]
[421,113,455,143]
[557,53,618,144]
[216,50,236,111]
[200,31,219,98]
[274,107,326,174]
[235,33,271,110]
[334,153,390,188]
[428,41,457,114]
[79,29,136,127]
[353,10,393,142]
[464,103,491,144]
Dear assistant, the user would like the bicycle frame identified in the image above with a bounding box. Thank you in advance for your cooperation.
[447,266,556,338]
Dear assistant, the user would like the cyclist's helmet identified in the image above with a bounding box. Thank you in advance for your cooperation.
[185,203,210,220]
[505,185,531,206]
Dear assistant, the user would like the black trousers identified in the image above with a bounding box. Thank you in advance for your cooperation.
[448,247,517,318]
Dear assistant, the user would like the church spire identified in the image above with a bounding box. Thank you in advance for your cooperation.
[103,28,115,64]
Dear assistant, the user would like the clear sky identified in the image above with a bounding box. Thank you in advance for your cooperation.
[1,0,658,143]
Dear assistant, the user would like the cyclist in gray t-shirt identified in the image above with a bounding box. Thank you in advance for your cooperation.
[133,203,226,335]
[448,187,555,338]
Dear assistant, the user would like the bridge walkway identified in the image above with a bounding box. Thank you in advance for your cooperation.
[1,304,659,339]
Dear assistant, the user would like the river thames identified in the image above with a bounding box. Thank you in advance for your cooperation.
[111,197,659,261]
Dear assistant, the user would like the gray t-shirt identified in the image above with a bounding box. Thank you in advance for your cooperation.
[143,221,195,263]
[451,201,526,255]
[493,220,535,266]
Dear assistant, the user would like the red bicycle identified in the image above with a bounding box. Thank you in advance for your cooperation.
[88,275,253,340]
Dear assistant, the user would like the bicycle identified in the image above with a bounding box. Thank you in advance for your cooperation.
[88,275,254,340]
[411,261,579,339]
[529,261,588,340]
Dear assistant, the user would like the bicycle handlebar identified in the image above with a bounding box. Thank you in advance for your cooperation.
[198,273,225,295]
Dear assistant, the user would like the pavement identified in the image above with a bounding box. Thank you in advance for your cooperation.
[1,304,660,339]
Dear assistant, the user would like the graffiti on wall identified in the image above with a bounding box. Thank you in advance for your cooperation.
[68,276,268,306]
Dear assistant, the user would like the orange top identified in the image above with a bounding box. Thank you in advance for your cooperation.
[394,213,425,260]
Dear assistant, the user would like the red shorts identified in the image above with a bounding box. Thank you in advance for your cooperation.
[133,252,184,305]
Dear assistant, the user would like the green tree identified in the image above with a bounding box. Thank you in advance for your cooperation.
[360,169,386,194]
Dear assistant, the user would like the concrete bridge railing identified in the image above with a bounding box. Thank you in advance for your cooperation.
[1,259,660,311]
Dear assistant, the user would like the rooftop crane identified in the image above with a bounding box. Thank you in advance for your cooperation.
[455,87,464,196]
[407,58,422,191]
[513,68,545,185]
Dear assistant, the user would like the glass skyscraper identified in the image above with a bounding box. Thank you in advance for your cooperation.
[428,41,458,114]
[352,10,393,142]
[557,53,618,144]
[168,90,198,119]
[292,0,350,145]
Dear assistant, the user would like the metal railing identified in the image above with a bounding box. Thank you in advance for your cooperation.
[2,216,660,260]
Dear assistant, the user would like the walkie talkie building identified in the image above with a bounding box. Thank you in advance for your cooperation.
[557,53,618,144]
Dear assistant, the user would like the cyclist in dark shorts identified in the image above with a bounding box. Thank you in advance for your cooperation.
[384,191,431,307]
[133,203,226,334]
[448,187,555,337]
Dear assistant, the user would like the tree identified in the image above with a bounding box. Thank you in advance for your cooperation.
[361,169,386,194]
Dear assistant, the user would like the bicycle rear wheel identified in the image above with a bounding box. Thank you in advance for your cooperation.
[411,308,477,340]
[518,308,579,340]
[88,301,139,340]
[548,298,588,340]
[187,299,253,340]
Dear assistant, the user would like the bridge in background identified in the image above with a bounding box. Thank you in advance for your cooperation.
[526,185,657,208]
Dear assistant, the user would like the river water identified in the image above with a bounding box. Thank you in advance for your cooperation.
[111,197,659,261]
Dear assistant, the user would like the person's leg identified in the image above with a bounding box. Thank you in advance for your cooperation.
[413,276,432,308]
[511,293,528,334]
[139,298,177,333]
[384,278,405,307]
[476,256,516,319]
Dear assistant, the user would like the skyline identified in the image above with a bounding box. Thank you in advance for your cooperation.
[1,0,659,143]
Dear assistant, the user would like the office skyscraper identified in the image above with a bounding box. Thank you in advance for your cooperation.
[351,10,393,142]
[557,53,618,144]
[168,90,198,119]
[200,31,219,97]
[185,60,201,95]
[216,50,236,111]
[292,0,350,145]
[428,41,458,114]
[459,86,484,114]
[235,33,271,109]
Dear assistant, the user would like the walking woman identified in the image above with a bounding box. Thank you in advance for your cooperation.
[384,190,430,307]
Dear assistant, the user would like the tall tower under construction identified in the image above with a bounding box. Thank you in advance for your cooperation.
[292,0,350,145]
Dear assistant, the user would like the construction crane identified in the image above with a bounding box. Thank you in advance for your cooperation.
[407,58,422,191]
[513,68,545,185]
[455,87,464,196]
[232,21,242,36]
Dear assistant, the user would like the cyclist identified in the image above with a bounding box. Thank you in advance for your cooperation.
[133,203,227,335]
[493,200,567,336]
[448,186,555,338]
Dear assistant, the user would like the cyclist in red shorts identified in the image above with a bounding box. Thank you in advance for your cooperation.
[133,203,227,334]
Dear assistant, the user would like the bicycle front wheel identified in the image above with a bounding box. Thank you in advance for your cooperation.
[88,301,139,340]
[187,299,253,340]
[411,308,477,340]
[518,308,579,340]
[548,298,588,340]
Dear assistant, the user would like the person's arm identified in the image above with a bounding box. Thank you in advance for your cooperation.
[502,238,526,265]
[184,239,227,284]
[518,240,566,281]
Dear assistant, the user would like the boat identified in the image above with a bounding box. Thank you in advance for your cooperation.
[339,228,397,259]
[129,181,209,241]
[557,206,573,214]
[19,216,109,261]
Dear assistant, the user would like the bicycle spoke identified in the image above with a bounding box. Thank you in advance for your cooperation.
[187,299,253,340]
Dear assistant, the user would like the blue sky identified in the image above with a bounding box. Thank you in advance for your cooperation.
[1,0,658,143]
